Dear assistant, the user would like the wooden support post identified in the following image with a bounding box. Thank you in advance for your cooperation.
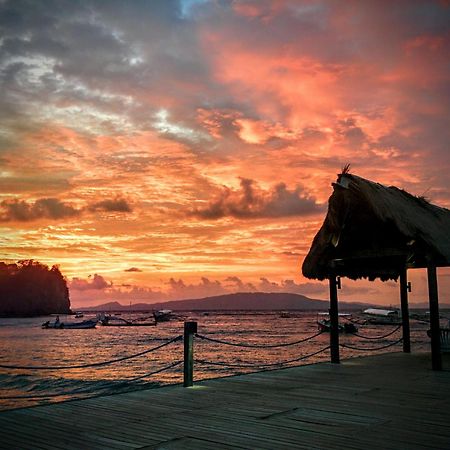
[184,321,198,387]
[399,268,411,353]
[427,266,442,371]
[329,275,340,364]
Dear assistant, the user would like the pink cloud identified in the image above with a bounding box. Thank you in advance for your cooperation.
[69,274,112,291]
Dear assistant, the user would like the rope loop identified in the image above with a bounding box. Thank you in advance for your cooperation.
[196,345,330,369]
[340,337,403,351]
[195,330,323,348]
[349,325,402,340]
[0,361,183,400]
[0,335,183,371]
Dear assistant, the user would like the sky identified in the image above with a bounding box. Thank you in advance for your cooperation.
[0,0,449,307]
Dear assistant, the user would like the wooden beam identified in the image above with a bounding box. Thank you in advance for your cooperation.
[399,268,411,353]
[427,266,442,371]
[328,275,340,364]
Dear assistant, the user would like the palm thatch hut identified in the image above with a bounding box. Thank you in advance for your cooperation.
[302,169,450,370]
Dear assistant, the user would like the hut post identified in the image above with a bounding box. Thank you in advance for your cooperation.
[328,270,340,364]
[427,265,442,371]
[399,268,411,353]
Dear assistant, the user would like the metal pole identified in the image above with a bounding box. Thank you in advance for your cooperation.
[329,275,340,364]
[183,321,198,386]
[427,266,442,371]
[399,268,411,353]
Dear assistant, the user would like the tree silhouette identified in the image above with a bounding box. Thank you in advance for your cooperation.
[0,260,71,316]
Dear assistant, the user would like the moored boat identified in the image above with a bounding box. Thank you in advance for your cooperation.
[42,318,97,329]
[363,308,402,325]
[153,309,175,322]
[97,313,156,327]
[317,313,358,333]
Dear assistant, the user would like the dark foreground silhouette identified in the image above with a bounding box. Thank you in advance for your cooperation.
[0,260,70,317]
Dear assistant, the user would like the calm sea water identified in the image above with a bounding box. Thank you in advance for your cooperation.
[0,311,431,411]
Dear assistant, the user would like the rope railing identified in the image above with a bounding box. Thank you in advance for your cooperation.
[196,345,331,369]
[0,335,182,371]
[340,337,403,351]
[0,360,183,401]
[349,325,402,340]
[0,316,415,409]
[194,330,323,348]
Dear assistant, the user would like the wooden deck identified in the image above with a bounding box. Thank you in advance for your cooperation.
[1,352,449,449]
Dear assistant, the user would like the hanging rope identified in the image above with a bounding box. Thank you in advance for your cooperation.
[196,345,330,369]
[0,335,182,371]
[0,360,183,400]
[195,330,323,348]
[340,337,403,351]
[349,325,402,340]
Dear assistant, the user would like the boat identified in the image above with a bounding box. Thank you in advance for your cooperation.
[74,312,84,318]
[98,313,156,327]
[363,308,402,325]
[317,313,358,333]
[153,309,175,322]
[42,318,97,329]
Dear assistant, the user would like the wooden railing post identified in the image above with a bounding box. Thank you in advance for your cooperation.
[400,268,411,353]
[329,274,340,364]
[184,321,197,387]
[427,266,442,371]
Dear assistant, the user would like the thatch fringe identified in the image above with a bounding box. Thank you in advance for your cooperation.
[302,173,450,281]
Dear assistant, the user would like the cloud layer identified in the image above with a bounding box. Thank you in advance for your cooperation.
[0,0,449,304]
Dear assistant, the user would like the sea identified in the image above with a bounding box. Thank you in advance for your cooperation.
[0,311,432,411]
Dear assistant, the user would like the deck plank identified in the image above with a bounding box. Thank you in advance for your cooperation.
[1,352,449,449]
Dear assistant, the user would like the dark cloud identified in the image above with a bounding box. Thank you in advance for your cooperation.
[69,274,112,291]
[337,118,369,147]
[0,197,79,222]
[88,198,132,213]
[0,196,132,222]
[224,276,256,291]
[124,267,142,272]
[191,178,322,219]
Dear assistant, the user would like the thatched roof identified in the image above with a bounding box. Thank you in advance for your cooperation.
[302,172,450,281]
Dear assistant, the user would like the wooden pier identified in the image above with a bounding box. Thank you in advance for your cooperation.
[1,352,449,449]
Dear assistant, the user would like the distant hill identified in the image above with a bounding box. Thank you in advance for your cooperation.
[79,292,372,312]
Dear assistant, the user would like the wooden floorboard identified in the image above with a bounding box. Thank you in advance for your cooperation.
[1,352,449,449]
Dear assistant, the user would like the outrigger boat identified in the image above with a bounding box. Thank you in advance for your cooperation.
[317,313,358,333]
[153,309,175,322]
[97,313,156,327]
[362,308,402,325]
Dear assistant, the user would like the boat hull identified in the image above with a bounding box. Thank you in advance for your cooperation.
[42,320,97,329]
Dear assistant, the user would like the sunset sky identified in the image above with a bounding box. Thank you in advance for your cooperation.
[1,0,449,307]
